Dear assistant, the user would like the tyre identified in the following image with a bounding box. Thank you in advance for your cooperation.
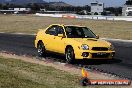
[37,42,46,57]
[65,47,75,64]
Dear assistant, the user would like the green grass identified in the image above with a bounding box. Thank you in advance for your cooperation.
[0,14,132,39]
[0,56,129,88]
[0,56,81,88]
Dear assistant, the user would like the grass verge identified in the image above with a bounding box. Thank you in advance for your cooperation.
[0,56,81,88]
[0,14,132,39]
[0,56,131,88]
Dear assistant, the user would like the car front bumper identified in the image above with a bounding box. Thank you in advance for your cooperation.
[75,50,115,59]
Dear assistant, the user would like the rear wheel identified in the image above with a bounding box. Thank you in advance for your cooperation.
[65,47,75,64]
[37,42,46,57]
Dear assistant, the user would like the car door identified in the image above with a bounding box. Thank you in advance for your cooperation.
[44,25,58,51]
[53,26,66,54]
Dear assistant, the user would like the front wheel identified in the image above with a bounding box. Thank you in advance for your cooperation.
[37,42,46,57]
[65,47,75,64]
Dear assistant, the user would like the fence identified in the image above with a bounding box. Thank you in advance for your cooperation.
[36,13,132,21]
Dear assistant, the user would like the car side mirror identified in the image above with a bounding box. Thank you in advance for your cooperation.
[58,34,65,38]
[96,35,99,39]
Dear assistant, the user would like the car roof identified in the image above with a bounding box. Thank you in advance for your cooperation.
[50,24,86,27]
[65,25,86,27]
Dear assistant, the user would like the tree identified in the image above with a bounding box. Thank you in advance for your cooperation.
[2,4,8,10]
[30,3,40,11]
[0,4,2,9]
[104,7,122,16]
[101,11,107,15]
[126,0,132,5]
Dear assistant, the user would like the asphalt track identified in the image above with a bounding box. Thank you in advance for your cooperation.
[0,33,132,79]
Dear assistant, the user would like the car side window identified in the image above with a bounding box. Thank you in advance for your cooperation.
[45,26,57,36]
[56,26,64,35]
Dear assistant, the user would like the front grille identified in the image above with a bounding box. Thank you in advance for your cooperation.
[92,53,110,58]
[92,47,108,51]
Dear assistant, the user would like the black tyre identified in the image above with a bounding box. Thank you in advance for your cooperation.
[37,42,46,57]
[65,47,75,64]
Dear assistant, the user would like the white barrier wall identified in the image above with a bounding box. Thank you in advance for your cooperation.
[35,13,132,21]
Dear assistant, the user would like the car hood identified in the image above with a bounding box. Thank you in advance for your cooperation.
[73,38,111,47]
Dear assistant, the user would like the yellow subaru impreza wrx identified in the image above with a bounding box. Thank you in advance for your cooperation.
[35,24,115,63]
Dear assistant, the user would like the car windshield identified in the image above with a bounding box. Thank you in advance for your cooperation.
[65,26,97,38]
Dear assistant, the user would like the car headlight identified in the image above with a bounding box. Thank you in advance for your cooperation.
[81,44,89,50]
[109,44,114,50]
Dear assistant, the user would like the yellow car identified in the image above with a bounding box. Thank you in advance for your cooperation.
[35,24,115,63]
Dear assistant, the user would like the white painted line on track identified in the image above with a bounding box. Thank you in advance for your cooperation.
[101,38,132,42]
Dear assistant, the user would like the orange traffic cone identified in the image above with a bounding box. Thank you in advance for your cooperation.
[80,68,91,86]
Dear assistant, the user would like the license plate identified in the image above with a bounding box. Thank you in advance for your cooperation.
[97,52,107,55]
